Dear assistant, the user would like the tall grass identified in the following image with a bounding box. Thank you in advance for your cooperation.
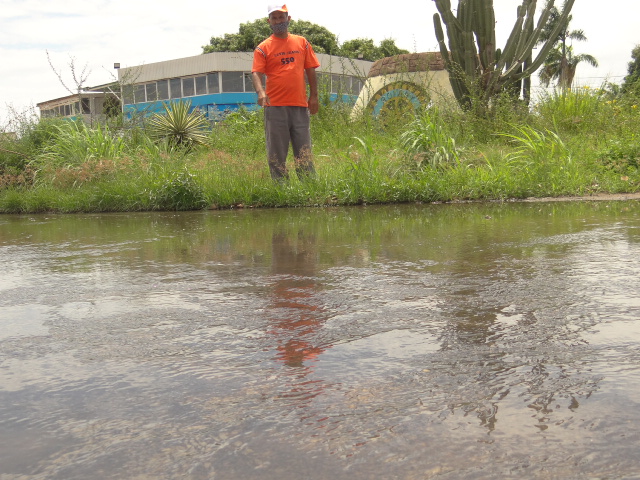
[1,84,639,214]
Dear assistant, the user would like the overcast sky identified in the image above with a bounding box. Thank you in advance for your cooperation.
[1,0,637,126]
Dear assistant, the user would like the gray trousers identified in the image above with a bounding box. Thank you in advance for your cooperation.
[264,106,316,180]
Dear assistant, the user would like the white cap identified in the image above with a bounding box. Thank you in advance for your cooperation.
[267,4,288,15]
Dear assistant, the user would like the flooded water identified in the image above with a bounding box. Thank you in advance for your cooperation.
[2,201,640,479]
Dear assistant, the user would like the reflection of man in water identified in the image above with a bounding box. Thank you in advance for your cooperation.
[268,230,325,367]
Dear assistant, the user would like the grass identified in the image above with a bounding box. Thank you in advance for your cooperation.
[1,86,639,214]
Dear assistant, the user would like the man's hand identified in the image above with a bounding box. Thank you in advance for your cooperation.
[257,91,271,107]
[308,96,319,115]
[252,72,270,107]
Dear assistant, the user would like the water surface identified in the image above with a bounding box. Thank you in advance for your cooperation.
[1,201,640,479]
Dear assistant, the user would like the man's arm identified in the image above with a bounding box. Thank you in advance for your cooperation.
[306,68,319,115]
[252,72,269,107]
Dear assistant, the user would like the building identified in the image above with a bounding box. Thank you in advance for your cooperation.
[352,52,455,119]
[36,51,455,123]
[116,51,374,120]
[36,90,120,126]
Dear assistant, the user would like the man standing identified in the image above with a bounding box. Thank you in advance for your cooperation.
[251,4,320,180]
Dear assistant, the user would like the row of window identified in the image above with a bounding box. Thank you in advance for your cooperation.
[124,71,365,105]
[40,97,121,119]
[39,72,367,117]
[40,98,92,118]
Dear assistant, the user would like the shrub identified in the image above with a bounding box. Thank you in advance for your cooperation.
[36,120,128,167]
[399,107,461,168]
[150,168,209,211]
[597,138,640,173]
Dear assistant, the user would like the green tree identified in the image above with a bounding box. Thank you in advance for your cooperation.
[290,20,340,54]
[203,19,406,60]
[339,38,379,61]
[378,38,410,58]
[339,38,409,61]
[622,45,640,95]
[537,0,597,89]
[203,19,272,52]
[539,45,598,89]
[203,19,339,55]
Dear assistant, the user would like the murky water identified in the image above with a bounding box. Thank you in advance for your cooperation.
[2,201,640,479]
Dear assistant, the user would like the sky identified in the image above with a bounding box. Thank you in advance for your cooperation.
[1,0,638,127]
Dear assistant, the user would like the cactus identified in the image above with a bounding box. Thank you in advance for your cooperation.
[433,0,575,109]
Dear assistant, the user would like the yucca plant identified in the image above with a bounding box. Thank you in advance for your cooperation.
[148,101,210,149]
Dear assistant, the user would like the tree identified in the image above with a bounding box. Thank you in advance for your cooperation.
[290,20,340,54]
[379,38,411,58]
[203,19,406,60]
[46,50,91,96]
[339,38,409,61]
[339,38,379,61]
[203,19,339,55]
[622,45,640,95]
[539,45,598,89]
[536,0,597,89]
[433,0,576,111]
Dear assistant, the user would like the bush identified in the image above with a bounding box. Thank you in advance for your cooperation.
[38,120,128,167]
[597,138,640,173]
[399,107,461,168]
[151,169,209,211]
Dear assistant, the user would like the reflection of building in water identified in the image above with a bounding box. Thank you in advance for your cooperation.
[267,230,327,368]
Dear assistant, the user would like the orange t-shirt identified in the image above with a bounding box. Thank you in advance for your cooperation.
[252,34,320,107]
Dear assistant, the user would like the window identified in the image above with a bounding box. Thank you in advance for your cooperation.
[122,85,134,105]
[195,76,207,95]
[64,104,71,116]
[146,83,158,102]
[317,73,330,91]
[73,102,80,114]
[243,72,253,91]
[207,73,219,94]
[182,77,195,97]
[134,84,146,103]
[350,77,363,95]
[157,80,169,100]
[221,71,244,92]
[81,98,90,114]
[331,74,349,94]
[170,78,181,99]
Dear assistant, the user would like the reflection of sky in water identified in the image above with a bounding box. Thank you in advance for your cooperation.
[55,292,205,322]
[586,320,640,348]
[0,304,50,340]
[0,270,26,292]
[317,328,440,379]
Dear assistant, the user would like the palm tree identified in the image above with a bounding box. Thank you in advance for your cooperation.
[537,0,597,89]
[539,45,598,89]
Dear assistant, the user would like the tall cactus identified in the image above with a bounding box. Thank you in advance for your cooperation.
[433,0,575,109]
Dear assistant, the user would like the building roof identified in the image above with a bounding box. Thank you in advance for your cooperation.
[36,91,110,108]
[368,52,446,78]
[116,51,373,84]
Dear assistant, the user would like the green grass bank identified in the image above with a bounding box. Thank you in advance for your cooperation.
[1,86,639,214]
